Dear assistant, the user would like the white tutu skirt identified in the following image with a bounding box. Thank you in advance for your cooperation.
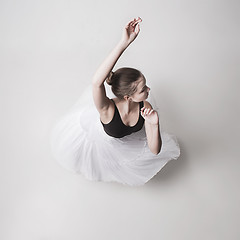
[50,84,180,186]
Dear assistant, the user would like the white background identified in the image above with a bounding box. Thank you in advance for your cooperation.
[1,0,239,239]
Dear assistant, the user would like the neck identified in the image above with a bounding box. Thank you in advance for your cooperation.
[119,99,138,114]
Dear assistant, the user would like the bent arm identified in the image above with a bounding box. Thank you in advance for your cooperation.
[142,101,162,155]
[92,41,128,112]
[145,121,162,155]
[92,17,142,113]
[92,42,127,87]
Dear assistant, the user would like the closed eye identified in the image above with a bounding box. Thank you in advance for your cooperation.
[141,86,146,93]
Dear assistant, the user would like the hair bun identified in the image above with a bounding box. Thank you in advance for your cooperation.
[106,71,114,85]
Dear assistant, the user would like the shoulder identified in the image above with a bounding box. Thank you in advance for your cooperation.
[143,100,153,109]
[99,98,115,124]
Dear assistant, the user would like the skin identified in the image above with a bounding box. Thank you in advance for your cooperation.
[92,17,162,154]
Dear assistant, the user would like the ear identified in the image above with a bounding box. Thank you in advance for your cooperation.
[124,95,132,101]
[124,95,129,101]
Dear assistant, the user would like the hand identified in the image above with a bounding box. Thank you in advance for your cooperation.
[141,107,159,125]
[121,17,142,46]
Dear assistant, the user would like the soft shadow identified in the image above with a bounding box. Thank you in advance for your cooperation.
[147,138,189,186]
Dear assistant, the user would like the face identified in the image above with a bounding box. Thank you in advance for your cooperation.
[129,76,150,102]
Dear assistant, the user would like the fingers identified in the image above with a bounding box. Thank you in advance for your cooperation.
[132,17,142,29]
[140,107,154,117]
[135,23,140,34]
[125,17,142,29]
[133,17,142,34]
[133,17,142,26]
[125,20,134,29]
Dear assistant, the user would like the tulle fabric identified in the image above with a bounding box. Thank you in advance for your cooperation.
[50,84,180,186]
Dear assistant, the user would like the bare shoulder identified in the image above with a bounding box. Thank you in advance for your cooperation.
[99,98,115,124]
[143,100,153,109]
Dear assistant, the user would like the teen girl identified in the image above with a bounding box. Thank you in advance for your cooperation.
[50,17,180,186]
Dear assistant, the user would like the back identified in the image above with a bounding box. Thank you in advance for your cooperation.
[101,100,145,138]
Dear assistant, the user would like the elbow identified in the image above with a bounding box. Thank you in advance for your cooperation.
[151,145,162,155]
[153,148,161,155]
[151,141,162,155]
[155,149,161,155]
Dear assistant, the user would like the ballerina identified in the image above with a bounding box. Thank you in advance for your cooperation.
[50,17,180,186]
[92,17,161,155]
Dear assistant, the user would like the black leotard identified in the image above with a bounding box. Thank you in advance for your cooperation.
[101,100,145,138]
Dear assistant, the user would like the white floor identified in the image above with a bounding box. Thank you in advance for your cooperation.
[1,1,240,240]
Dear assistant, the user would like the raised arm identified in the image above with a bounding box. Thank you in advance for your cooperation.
[92,17,142,113]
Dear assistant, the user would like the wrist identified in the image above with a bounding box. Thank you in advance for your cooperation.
[117,40,129,50]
